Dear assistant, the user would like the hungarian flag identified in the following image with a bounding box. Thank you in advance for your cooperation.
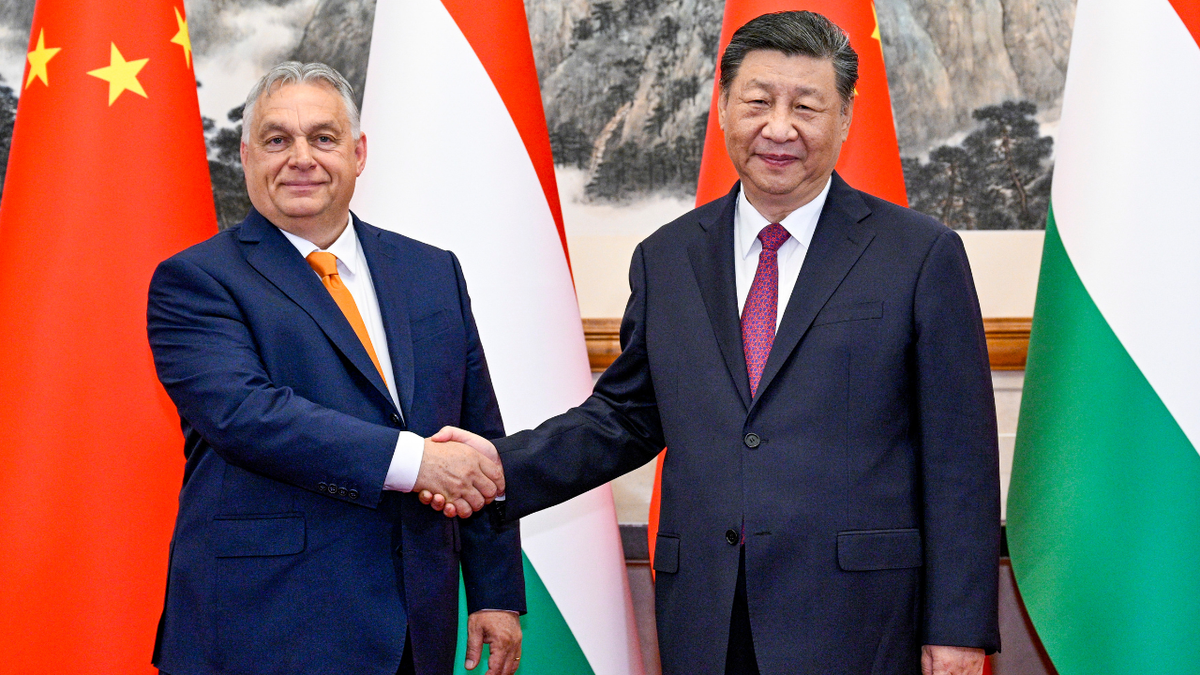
[1007,2,1200,674]
[649,0,908,569]
[351,2,644,674]
[0,1,215,672]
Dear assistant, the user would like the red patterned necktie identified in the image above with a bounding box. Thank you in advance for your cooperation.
[742,223,791,398]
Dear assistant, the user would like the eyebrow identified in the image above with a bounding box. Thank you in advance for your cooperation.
[256,119,342,138]
[743,79,824,98]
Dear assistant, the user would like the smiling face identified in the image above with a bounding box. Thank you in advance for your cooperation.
[718,50,853,222]
[240,81,366,247]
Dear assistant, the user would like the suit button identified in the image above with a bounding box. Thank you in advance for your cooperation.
[348,489,359,500]
[725,529,739,545]
[338,487,348,497]
[317,482,328,492]
[390,413,401,426]
[744,433,760,448]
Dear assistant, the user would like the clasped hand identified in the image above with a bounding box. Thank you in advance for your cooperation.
[412,427,503,518]
[415,427,503,518]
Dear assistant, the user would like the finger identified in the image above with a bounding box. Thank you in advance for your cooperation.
[474,474,499,502]
[464,620,484,671]
[419,490,434,505]
[452,498,474,518]
[430,493,447,510]
[467,488,486,512]
[430,426,456,443]
[442,501,458,518]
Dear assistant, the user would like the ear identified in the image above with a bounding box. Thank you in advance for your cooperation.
[717,90,729,131]
[839,96,855,142]
[240,140,248,167]
[355,132,367,176]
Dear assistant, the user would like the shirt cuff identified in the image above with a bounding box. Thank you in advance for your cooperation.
[383,431,425,492]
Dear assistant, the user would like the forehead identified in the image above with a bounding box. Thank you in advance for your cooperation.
[731,50,838,95]
[252,82,348,129]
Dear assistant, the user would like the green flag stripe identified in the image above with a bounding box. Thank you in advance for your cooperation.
[1007,206,1200,675]
[453,552,595,675]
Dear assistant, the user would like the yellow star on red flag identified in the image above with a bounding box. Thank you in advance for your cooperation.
[25,29,61,90]
[171,7,192,68]
[87,43,149,106]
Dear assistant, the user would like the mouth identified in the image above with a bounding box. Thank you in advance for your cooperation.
[280,181,325,193]
[755,153,800,169]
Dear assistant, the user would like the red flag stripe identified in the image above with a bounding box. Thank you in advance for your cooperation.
[437,0,571,270]
[1169,0,1200,48]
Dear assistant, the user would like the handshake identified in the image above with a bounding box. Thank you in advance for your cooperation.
[412,426,502,518]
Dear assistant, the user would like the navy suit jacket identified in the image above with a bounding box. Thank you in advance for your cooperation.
[147,209,524,675]
[496,176,1001,674]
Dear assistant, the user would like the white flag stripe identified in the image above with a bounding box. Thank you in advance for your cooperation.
[353,2,645,673]
[1052,0,1200,453]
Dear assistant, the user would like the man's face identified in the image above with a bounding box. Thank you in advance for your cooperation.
[240,82,366,239]
[718,50,852,217]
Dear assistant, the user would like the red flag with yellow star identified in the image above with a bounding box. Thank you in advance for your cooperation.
[0,1,214,671]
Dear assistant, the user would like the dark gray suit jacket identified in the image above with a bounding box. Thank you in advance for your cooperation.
[497,175,1000,674]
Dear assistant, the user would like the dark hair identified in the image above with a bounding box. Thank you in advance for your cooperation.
[719,11,858,105]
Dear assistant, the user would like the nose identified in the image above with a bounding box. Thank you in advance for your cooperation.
[288,138,316,168]
[761,105,798,143]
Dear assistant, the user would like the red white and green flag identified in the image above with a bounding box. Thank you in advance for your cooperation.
[1007,1,1200,674]
[351,1,644,674]
[0,1,214,671]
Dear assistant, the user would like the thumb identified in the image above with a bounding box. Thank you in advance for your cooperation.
[465,618,485,670]
[430,426,457,443]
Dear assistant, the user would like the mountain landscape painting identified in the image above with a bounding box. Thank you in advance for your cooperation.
[0,0,1074,231]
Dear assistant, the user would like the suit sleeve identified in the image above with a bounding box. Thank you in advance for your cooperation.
[446,253,527,614]
[495,243,666,521]
[912,230,1002,652]
[147,256,398,508]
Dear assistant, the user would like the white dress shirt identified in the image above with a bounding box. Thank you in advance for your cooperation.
[733,177,832,328]
[281,219,425,492]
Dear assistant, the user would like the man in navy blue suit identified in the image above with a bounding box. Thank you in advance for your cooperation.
[430,12,1001,675]
[147,62,524,675]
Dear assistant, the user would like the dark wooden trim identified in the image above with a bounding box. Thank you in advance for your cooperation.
[584,317,1031,372]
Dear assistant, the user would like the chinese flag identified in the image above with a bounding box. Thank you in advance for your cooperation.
[0,1,215,672]
[650,1,908,570]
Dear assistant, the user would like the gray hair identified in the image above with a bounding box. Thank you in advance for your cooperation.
[719,11,859,107]
[240,62,361,142]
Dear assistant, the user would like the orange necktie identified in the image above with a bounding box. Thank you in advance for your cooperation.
[306,251,388,385]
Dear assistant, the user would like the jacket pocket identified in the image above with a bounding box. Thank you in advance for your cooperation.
[211,513,306,558]
[812,300,883,326]
[837,528,922,571]
[653,533,680,574]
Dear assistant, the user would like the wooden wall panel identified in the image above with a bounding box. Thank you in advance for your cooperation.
[584,317,1031,373]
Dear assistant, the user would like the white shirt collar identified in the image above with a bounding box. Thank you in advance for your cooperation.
[279,215,362,278]
[735,177,832,260]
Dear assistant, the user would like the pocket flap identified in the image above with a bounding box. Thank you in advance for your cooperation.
[837,528,922,571]
[652,533,680,574]
[813,300,883,326]
[211,513,306,558]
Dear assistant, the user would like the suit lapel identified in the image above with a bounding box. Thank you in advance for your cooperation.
[750,174,875,411]
[355,216,415,422]
[238,209,396,411]
[688,186,752,410]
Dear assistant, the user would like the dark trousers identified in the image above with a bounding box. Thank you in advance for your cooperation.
[726,546,761,675]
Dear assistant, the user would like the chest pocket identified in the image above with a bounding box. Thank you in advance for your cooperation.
[812,300,883,327]
[411,308,457,344]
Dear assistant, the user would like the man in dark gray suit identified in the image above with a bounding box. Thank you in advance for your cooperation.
[428,11,1000,675]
